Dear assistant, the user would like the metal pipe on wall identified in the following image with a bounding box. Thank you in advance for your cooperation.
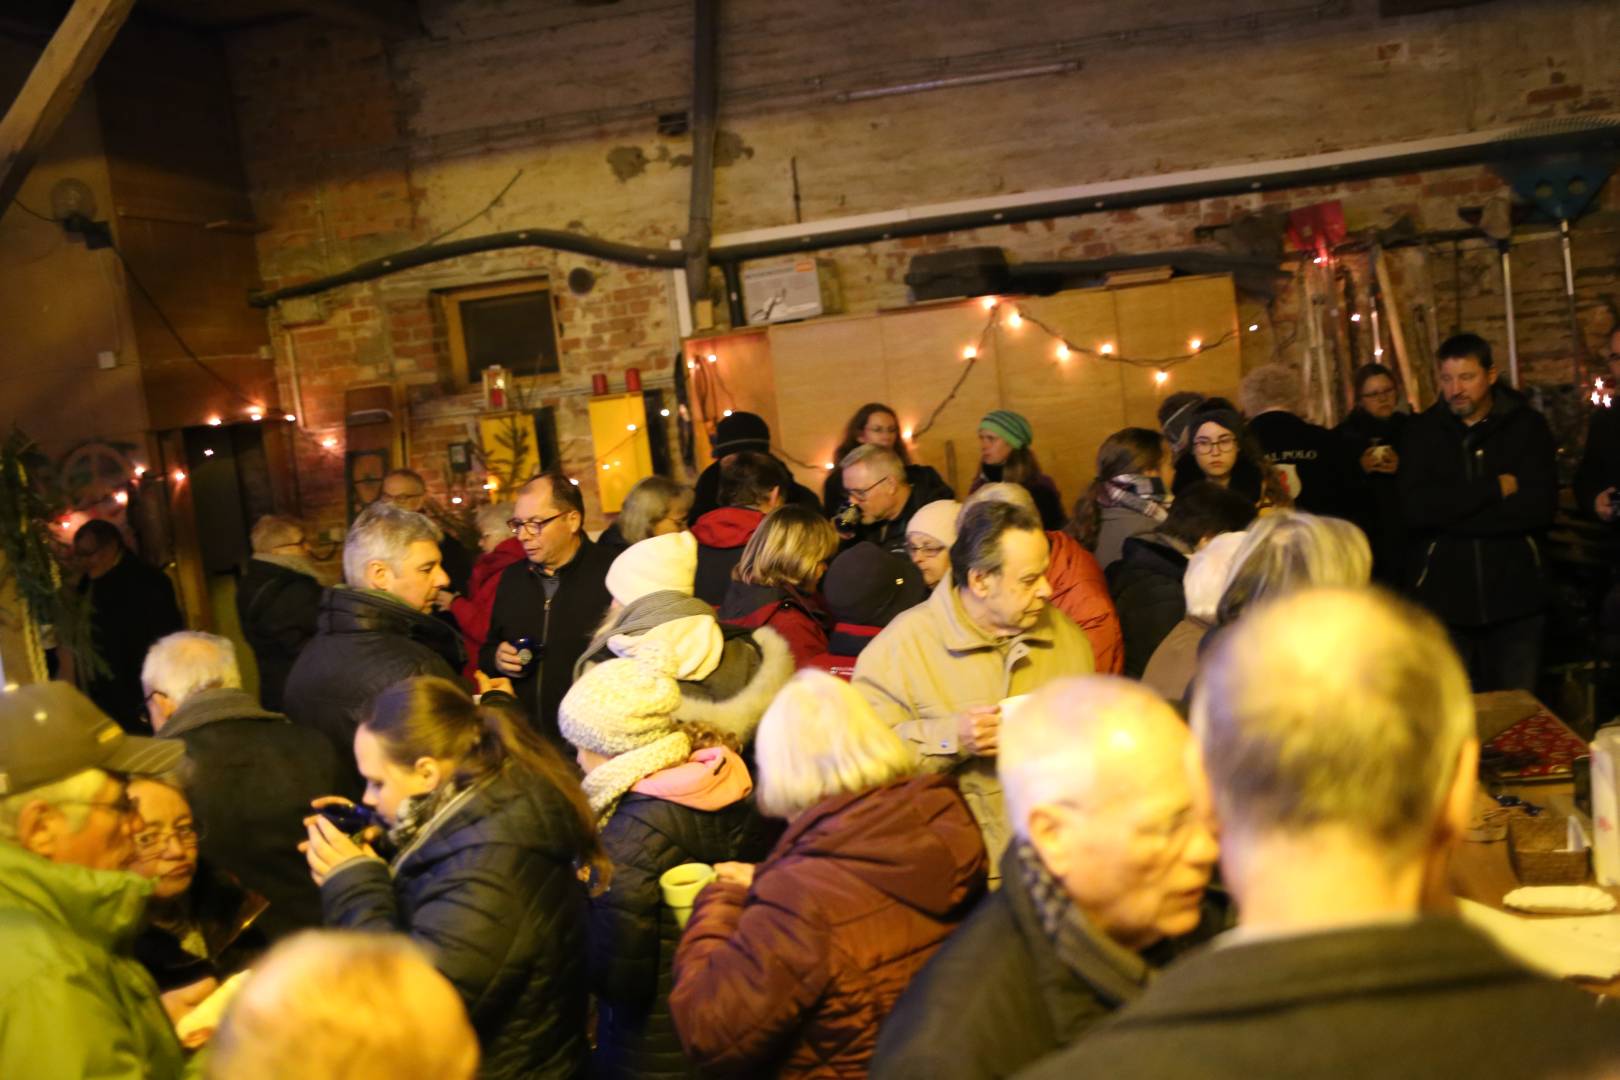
[1500,242,1520,386]
[684,0,720,316]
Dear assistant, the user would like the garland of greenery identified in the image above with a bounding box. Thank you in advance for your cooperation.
[0,428,104,682]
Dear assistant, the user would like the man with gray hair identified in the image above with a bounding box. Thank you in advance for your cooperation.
[144,631,340,939]
[237,513,322,710]
[1021,588,1620,1080]
[839,443,952,556]
[1241,362,1358,520]
[0,681,188,1077]
[873,677,1219,1079]
[284,502,461,792]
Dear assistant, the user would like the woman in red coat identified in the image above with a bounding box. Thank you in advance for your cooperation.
[718,505,839,669]
[444,503,526,680]
[669,670,988,1078]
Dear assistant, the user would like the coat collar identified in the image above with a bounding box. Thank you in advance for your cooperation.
[160,686,286,739]
[929,578,1058,654]
[0,840,152,953]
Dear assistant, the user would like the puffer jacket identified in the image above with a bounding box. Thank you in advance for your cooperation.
[852,582,1093,871]
[283,586,464,794]
[0,842,185,1079]
[1398,388,1558,627]
[321,763,592,1080]
[1044,530,1124,674]
[591,765,773,1080]
[719,580,831,670]
[1105,533,1191,678]
[670,774,988,1078]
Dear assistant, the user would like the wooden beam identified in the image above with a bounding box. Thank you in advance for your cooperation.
[0,0,134,215]
[300,0,422,37]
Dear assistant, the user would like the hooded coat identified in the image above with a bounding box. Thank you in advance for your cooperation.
[669,774,988,1078]
[1044,530,1124,675]
[448,537,526,681]
[719,580,831,670]
[590,750,773,1080]
[0,842,185,1079]
[691,507,765,607]
[283,586,464,795]
[321,764,593,1080]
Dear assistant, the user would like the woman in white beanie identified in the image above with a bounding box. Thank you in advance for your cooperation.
[903,498,961,589]
[560,642,770,1080]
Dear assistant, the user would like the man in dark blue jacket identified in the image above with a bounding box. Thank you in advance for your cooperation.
[1398,333,1557,693]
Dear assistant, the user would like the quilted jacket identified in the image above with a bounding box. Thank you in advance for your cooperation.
[669,773,987,1078]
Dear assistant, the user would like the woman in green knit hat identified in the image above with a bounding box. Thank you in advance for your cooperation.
[971,409,1066,530]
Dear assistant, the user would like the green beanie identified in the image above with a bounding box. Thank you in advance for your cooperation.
[979,409,1033,450]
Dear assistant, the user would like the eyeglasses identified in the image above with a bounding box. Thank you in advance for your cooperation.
[133,823,203,855]
[1359,387,1398,402]
[905,541,945,558]
[1192,435,1238,455]
[507,512,566,537]
[846,475,894,503]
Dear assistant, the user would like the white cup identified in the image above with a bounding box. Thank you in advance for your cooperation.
[999,694,1032,724]
[659,862,717,929]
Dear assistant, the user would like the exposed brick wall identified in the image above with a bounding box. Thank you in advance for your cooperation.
[223,0,1620,530]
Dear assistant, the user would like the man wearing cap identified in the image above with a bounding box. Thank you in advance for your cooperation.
[0,681,189,1078]
[688,411,821,521]
[808,541,929,678]
[971,410,1067,530]
[838,445,955,558]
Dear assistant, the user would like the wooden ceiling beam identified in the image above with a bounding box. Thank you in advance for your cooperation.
[0,0,135,214]
[299,0,422,38]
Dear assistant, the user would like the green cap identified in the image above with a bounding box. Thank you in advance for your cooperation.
[0,682,185,796]
[979,410,1034,450]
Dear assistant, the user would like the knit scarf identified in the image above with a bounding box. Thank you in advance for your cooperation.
[581,731,693,827]
[1015,841,1152,1005]
[1098,474,1170,525]
[387,778,469,861]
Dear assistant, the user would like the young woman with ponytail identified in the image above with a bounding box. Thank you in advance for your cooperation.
[1068,427,1171,570]
[302,676,603,1080]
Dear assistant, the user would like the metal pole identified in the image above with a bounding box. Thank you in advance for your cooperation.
[1560,218,1581,389]
[1500,242,1519,387]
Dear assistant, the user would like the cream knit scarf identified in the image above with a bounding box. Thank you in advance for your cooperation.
[582,731,693,827]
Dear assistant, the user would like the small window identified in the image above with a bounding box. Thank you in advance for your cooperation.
[441,277,561,387]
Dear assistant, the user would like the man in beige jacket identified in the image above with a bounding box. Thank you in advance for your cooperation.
[853,500,1094,872]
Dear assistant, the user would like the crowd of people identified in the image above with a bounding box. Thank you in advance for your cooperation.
[4,327,1620,1078]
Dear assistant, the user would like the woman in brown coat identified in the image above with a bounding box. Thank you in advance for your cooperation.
[669,670,988,1078]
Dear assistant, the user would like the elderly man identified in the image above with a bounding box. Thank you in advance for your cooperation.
[73,519,185,731]
[481,470,614,749]
[284,502,462,792]
[236,513,322,711]
[144,631,341,940]
[377,467,472,593]
[839,444,954,556]
[872,677,1219,1078]
[854,500,1093,869]
[0,681,188,1078]
[1021,589,1620,1080]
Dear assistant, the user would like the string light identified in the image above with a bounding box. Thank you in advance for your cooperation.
[902,427,914,440]
[723,408,733,417]
[1350,313,1362,323]
[660,408,670,417]
[113,490,128,506]
[203,449,215,457]
[321,437,338,449]
[1006,309,1023,329]
[284,413,297,422]
[248,407,264,421]
[1099,342,1115,356]
[626,423,638,432]
[980,296,998,310]
[687,360,696,370]
[568,478,580,486]
[824,462,835,470]
[962,345,978,360]
[1155,369,1169,385]
[133,465,146,478]
[1055,343,1070,362]
[1248,323,1261,332]
[206,416,222,427]
[1188,337,1202,351]
[1373,347,1385,357]
[450,495,463,505]
[172,469,187,483]
[706,353,718,364]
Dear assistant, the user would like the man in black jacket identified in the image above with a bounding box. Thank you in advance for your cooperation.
[72,519,185,732]
[1240,362,1361,521]
[144,630,342,941]
[1021,588,1620,1080]
[838,444,956,556]
[482,471,614,750]
[1106,482,1256,677]
[688,411,821,521]
[283,502,462,792]
[873,678,1220,1080]
[1398,333,1557,692]
[236,514,323,711]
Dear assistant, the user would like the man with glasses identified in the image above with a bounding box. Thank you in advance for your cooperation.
[839,444,954,558]
[874,678,1220,1079]
[0,681,189,1078]
[481,470,614,749]
[1337,363,1411,586]
[237,513,323,711]
[72,519,185,732]
[1240,363,1359,521]
[378,468,473,594]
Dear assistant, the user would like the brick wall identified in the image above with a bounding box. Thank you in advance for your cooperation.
[223,0,1620,530]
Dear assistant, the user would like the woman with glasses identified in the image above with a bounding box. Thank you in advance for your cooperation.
[128,772,267,1040]
[1336,363,1409,585]
[1170,401,1278,509]
[903,498,960,589]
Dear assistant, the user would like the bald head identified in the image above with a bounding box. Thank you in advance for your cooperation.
[1001,676,1218,951]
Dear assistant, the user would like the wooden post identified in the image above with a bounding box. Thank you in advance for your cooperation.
[1373,246,1420,411]
[0,0,134,214]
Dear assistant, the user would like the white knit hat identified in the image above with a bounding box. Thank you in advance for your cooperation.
[906,499,962,548]
[606,530,698,606]
[559,639,683,756]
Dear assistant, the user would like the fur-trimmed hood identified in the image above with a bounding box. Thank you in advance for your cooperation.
[671,625,794,743]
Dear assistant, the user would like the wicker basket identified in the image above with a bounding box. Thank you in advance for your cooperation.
[1507,814,1589,885]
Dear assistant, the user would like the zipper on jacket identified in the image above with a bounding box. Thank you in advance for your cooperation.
[1414,541,1439,589]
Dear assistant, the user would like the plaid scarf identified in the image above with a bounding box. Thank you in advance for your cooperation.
[1097,474,1170,525]
[1015,841,1152,1005]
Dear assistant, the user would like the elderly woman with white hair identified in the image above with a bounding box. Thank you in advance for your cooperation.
[668,671,988,1078]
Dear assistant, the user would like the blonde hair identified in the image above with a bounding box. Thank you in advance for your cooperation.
[961,481,1037,519]
[1216,512,1372,626]
[207,931,478,1080]
[1191,587,1474,858]
[733,504,839,590]
[754,670,917,818]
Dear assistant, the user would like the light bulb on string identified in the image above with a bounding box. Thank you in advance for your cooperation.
[1006,309,1022,329]
[1188,338,1202,351]
[1350,313,1362,323]
[1099,342,1115,356]
[962,345,977,360]
[824,462,835,470]
[321,437,338,449]
[1248,323,1260,332]
[113,490,128,506]
[1606,395,1614,409]
[248,407,264,422]
[206,416,222,427]
[902,427,913,441]
[284,413,297,422]
[723,409,733,417]
[1055,343,1070,362]
[980,296,998,311]
[1373,347,1384,357]
[660,409,670,417]
[450,496,463,505]
[172,469,187,484]
[626,424,638,432]
[706,353,718,364]
[133,465,146,478]
[687,360,696,370]
[1155,369,1169,385]
[203,449,215,457]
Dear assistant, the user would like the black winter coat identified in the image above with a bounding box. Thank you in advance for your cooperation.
[160,686,344,941]
[283,587,464,795]
[842,466,957,557]
[1248,410,1360,520]
[478,538,615,750]
[80,554,185,732]
[235,557,322,711]
[590,792,772,1080]
[1336,408,1410,587]
[1398,389,1557,627]
[133,864,267,992]
[1575,404,1620,520]
[689,457,822,522]
[321,765,593,1080]
[1017,918,1620,1080]
[1105,534,1190,678]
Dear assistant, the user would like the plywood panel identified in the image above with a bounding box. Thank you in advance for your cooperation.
[769,313,887,488]
[1114,275,1243,428]
[683,328,773,473]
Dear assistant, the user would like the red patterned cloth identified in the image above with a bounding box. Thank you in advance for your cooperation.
[1483,712,1588,779]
